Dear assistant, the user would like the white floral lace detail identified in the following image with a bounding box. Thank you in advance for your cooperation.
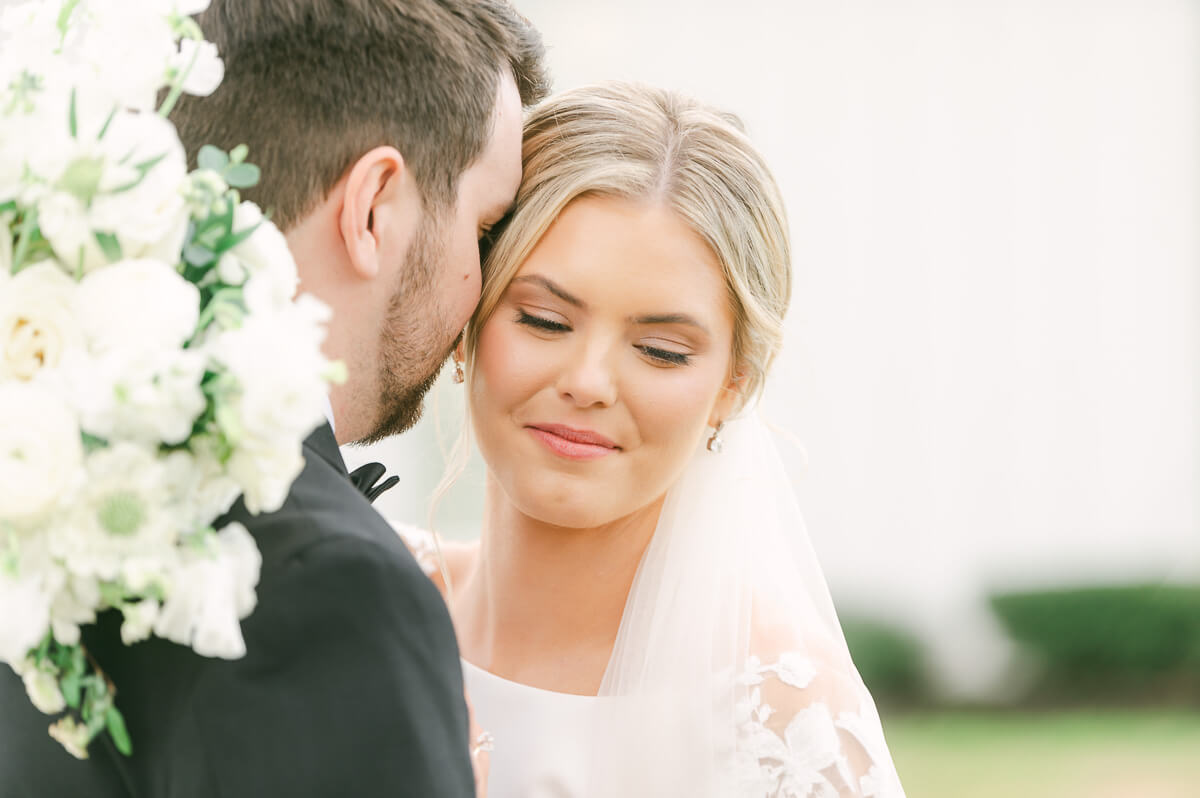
[733,655,906,798]
[393,523,439,577]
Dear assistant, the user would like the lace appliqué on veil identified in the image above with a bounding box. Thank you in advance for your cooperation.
[733,655,906,798]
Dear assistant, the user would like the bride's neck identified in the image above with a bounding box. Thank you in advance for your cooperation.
[456,478,663,694]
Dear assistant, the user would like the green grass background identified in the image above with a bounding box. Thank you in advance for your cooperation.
[884,709,1200,798]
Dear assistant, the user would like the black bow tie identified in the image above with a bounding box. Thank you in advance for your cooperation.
[348,462,400,504]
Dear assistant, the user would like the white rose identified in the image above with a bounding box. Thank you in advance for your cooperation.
[21,663,66,714]
[0,382,83,523]
[75,258,199,354]
[154,522,261,659]
[172,38,224,97]
[0,570,52,665]
[0,261,82,382]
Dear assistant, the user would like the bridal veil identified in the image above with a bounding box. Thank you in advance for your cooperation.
[589,410,906,797]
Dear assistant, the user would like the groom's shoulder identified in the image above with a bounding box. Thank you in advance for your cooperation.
[228,436,420,583]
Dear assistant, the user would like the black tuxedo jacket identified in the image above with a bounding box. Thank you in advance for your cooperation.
[0,423,474,798]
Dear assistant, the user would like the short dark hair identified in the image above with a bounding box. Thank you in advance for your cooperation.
[172,0,549,229]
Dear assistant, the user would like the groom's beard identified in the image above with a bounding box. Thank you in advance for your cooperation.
[357,214,452,446]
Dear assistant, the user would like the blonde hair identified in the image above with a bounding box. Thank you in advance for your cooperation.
[465,81,793,408]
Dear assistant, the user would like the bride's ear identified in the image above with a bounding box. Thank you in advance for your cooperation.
[339,145,413,280]
[709,367,749,428]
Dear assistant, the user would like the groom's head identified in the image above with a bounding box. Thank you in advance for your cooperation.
[173,0,548,444]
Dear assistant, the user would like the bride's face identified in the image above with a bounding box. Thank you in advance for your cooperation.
[470,195,740,529]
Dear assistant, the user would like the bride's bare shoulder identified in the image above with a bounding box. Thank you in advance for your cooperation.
[391,522,478,596]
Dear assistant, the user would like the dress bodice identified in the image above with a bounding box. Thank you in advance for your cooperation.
[462,660,604,798]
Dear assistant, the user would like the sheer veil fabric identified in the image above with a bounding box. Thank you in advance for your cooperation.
[589,410,906,797]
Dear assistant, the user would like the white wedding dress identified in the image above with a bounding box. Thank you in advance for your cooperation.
[397,412,906,797]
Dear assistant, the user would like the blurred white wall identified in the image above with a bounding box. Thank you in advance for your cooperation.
[348,0,1200,695]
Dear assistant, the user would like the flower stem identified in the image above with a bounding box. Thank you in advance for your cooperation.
[157,46,200,119]
[10,207,38,274]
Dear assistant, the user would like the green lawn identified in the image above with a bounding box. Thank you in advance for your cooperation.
[883,709,1200,798]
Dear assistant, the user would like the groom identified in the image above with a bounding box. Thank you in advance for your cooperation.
[0,1,547,796]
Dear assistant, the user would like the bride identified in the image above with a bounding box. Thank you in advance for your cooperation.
[402,82,906,798]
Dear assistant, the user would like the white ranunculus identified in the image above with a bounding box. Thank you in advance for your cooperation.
[0,261,82,382]
[22,664,66,714]
[75,258,199,354]
[154,522,261,659]
[53,443,177,582]
[230,202,299,313]
[172,38,224,97]
[0,382,83,523]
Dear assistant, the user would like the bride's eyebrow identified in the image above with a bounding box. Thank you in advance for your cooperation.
[631,313,710,335]
[510,274,585,308]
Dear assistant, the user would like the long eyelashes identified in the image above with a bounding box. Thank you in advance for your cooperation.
[515,310,692,366]
[638,346,691,366]
[516,310,571,333]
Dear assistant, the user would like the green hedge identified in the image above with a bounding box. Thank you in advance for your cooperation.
[989,583,1200,703]
[841,616,928,705]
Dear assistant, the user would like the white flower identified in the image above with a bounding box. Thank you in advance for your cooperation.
[22,662,66,714]
[75,258,199,354]
[48,716,90,759]
[66,346,206,446]
[87,111,189,265]
[48,571,100,646]
[154,522,261,658]
[120,600,160,645]
[0,262,82,383]
[229,202,299,312]
[162,447,242,533]
[172,38,223,97]
[0,382,83,523]
[0,569,53,665]
[53,443,177,582]
[66,0,178,113]
[207,295,332,514]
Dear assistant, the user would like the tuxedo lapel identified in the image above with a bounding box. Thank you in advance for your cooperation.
[302,422,348,477]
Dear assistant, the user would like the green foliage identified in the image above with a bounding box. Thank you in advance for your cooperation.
[842,615,928,705]
[990,584,1200,703]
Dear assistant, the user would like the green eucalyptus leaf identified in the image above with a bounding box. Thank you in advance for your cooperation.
[183,242,215,267]
[229,144,248,164]
[105,707,132,756]
[223,162,260,189]
[215,220,262,253]
[61,673,81,708]
[68,88,77,138]
[0,199,17,214]
[197,145,228,173]
[80,432,108,453]
[94,232,121,262]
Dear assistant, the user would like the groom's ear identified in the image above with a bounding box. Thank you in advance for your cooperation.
[339,146,415,280]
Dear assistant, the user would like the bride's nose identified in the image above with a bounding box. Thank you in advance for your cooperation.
[555,336,618,408]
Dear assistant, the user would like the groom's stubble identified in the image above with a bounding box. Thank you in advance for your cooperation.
[358,209,453,445]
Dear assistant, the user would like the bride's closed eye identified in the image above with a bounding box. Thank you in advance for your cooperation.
[515,309,571,333]
[637,343,691,367]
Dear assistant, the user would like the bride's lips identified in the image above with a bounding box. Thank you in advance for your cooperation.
[526,424,620,461]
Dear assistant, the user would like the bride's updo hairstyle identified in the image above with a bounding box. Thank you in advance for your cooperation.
[465,82,792,412]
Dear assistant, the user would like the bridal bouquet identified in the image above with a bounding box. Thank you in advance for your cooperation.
[0,0,340,758]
